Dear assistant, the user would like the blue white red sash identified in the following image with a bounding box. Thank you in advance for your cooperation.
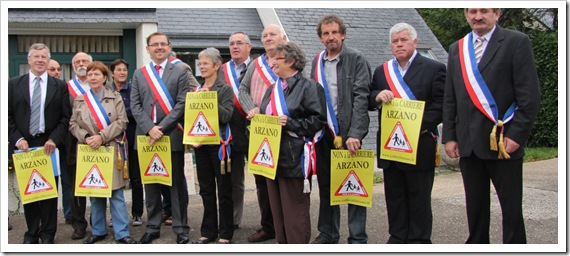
[270,79,318,193]
[195,85,233,162]
[383,60,416,100]
[458,32,517,157]
[254,54,277,88]
[223,61,247,117]
[314,51,340,139]
[84,89,128,170]
[169,57,182,65]
[142,62,183,131]
[84,89,111,130]
[68,78,87,99]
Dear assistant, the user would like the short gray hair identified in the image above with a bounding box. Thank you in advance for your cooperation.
[198,47,223,66]
[229,31,251,45]
[389,23,417,42]
[27,43,51,59]
[275,42,306,72]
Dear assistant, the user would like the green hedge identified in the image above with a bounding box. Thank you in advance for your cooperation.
[527,29,558,147]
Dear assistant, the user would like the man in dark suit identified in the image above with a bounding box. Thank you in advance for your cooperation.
[443,8,541,244]
[370,23,445,244]
[219,31,253,230]
[8,43,71,244]
[130,32,191,244]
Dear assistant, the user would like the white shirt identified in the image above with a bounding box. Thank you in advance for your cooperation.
[472,25,497,59]
[153,59,168,78]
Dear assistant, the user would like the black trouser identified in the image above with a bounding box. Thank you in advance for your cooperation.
[384,164,434,244]
[196,145,233,240]
[69,162,88,231]
[127,147,144,218]
[460,154,526,244]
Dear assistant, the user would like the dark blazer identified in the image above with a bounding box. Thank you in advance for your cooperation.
[219,61,251,152]
[130,61,190,152]
[8,73,70,151]
[442,26,541,160]
[370,53,446,171]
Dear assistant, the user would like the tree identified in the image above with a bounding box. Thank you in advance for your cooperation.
[417,8,558,147]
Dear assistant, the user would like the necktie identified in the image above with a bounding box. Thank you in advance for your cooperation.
[474,37,485,64]
[155,65,161,77]
[29,77,42,136]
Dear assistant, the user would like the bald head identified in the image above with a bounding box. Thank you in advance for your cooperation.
[47,59,62,79]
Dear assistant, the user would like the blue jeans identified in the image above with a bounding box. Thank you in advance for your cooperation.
[90,189,131,240]
[315,132,368,244]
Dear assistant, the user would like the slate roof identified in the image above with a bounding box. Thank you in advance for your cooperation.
[8,8,157,30]
[157,8,264,49]
[276,8,448,150]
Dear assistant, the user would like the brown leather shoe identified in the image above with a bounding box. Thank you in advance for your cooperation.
[71,229,86,240]
[247,229,275,243]
[310,234,333,244]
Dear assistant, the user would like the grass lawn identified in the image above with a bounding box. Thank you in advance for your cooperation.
[524,147,558,162]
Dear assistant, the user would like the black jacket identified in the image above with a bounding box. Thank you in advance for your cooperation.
[260,72,326,178]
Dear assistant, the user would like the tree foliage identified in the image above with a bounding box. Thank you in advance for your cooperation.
[417,8,558,147]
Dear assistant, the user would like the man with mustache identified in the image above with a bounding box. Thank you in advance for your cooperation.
[66,52,92,240]
[443,8,541,243]
[310,14,372,244]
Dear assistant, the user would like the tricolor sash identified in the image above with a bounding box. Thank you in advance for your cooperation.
[254,54,277,88]
[458,32,517,159]
[68,78,87,99]
[169,57,182,65]
[83,89,128,172]
[314,50,342,149]
[383,60,416,100]
[195,84,233,173]
[223,61,247,117]
[270,79,319,193]
[142,62,184,131]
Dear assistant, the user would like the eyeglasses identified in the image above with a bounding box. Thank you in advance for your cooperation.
[148,42,170,47]
[48,68,62,71]
[229,41,248,47]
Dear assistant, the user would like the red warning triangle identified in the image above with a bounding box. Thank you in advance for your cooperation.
[188,111,217,137]
[79,164,109,189]
[334,170,368,197]
[24,169,54,195]
[251,138,275,168]
[384,121,413,153]
[144,153,170,177]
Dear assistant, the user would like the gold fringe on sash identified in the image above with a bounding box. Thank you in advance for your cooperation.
[220,158,231,175]
[333,136,343,149]
[435,143,441,167]
[489,125,498,151]
[497,133,511,159]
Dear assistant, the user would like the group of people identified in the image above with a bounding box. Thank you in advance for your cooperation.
[8,9,540,245]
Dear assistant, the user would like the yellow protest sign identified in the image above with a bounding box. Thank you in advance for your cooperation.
[75,144,114,198]
[137,135,172,186]
[247,114,281,180]
[183,91,220,145]
[380,98,425,165]
[11,148,58,204]
[330,150,374,208]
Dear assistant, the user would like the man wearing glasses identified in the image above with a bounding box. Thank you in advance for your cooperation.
[131,32,191,244]
[47,60,62,80]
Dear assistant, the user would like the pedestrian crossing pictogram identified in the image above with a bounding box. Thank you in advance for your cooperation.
[79,164,109,189]
[188,112,216,137]
[384,121,413,153]
[24,170,54,195]
[334,170,368,197]
[144,153,170,177]
[251,138,275,168]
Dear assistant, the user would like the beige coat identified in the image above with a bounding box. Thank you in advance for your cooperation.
[69,87,129,190]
